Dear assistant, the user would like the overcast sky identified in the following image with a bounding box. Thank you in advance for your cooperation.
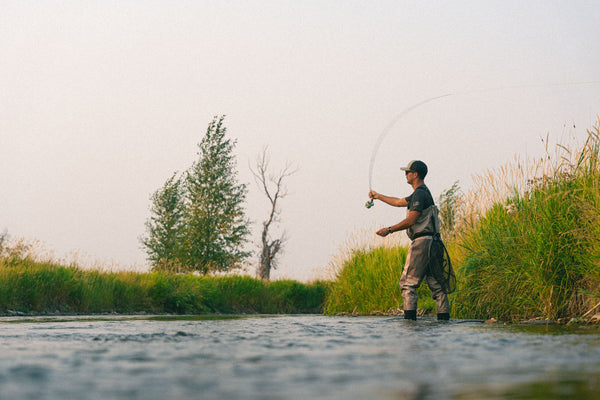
[2,1,599,281]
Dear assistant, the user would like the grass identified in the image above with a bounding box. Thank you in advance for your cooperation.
[324,234,436,316]
[0,256,330,316]
[449,119,600,321]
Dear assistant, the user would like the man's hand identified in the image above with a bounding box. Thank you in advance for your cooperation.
[376,227,391,237]
[368,191,407,207]
[375,210,421,238]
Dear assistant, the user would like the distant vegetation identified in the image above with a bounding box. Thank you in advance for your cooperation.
[141,115,251,275]
[0,242,328,315]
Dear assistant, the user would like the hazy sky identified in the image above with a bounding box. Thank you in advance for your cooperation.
[2,1,599,281]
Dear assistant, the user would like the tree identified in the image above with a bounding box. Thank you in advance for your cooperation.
[141,115,251,274]
[183,115,251,273]
[140,173,186,271]
[251,147,296,280]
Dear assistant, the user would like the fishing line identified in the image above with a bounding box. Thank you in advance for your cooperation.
[367,93,452,190]
[366,80,600,208]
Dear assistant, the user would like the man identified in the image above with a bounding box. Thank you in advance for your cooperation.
[368,160,450,321]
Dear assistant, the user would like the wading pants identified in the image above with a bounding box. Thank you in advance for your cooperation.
[399,236,449,313]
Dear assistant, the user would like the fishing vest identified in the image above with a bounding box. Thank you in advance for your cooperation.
[407,204,440,241]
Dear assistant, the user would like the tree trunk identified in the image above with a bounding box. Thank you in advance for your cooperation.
[251,147,295,281]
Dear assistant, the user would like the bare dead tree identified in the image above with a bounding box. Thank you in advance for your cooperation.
[251,147,296,281]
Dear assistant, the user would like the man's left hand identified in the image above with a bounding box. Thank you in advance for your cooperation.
[376,227,390,237]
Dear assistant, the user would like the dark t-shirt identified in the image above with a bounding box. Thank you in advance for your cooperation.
[405,185,434,212]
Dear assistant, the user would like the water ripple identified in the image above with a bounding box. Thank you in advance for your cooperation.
[0,316,599,399]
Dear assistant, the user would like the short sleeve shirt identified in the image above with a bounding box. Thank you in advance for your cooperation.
[405,185,434,212]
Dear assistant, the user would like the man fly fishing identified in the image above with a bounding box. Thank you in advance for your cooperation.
[368,160,451,321]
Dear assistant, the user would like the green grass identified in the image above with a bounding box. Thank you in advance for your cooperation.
[451,173,600,321]
[324,246,436,315]
[450,120,600,321]
[0,259,330,316]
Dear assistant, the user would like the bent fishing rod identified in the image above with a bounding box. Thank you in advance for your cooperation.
[364,80,600,209]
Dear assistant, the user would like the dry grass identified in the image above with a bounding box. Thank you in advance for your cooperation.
[451,118,600,321]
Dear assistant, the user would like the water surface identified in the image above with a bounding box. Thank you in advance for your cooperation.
[1,315,598,399]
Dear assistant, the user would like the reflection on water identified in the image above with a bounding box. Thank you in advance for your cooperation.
[0,315,598,399]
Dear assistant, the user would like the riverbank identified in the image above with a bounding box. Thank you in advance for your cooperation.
[1,256,598,326]
[2,121,598,322]
[0,259,329,316]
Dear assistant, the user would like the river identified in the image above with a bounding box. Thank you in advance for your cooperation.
[0,315,598,399]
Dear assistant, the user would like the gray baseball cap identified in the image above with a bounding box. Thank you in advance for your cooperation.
[400,160,428,177]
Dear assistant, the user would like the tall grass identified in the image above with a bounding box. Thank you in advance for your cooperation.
[324,230,436,315]
[0,256,329,315]
[451,119,600,321]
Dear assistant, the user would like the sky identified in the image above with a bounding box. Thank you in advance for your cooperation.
[1,1,599,281]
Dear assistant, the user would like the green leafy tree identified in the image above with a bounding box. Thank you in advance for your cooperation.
[141,115,251,273]
[182,115,250,273]
[140,173,186,270]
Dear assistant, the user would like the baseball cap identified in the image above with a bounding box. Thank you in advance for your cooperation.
[400,160,428,177]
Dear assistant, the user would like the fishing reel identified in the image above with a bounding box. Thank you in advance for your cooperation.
[365,198,374,209]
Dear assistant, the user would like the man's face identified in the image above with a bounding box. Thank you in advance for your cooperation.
[405,170,416,184]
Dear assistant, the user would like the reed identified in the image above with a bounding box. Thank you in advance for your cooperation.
[451,119,600,321]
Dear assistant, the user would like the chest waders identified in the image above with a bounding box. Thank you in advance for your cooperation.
[400,205,452,320]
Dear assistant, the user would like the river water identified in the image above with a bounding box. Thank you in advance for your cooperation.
[0,315,599,400]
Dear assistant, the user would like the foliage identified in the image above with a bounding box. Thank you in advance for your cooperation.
[141,115,251,274]
[140,173,186,267]
[324,246,435,315]
[183,115,251,273]
[438,180,461,238]
[0,258,329,315]
[451,120,600,321]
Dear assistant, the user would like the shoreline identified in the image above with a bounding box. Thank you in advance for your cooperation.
[4,309,598,327]
[336,307,600,326]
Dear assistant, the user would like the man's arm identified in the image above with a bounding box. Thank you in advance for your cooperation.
[376,210,420,237]
[369,190,408,207]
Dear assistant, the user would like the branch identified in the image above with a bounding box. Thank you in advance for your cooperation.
[250,146,274,204]
[251,147,298,231]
